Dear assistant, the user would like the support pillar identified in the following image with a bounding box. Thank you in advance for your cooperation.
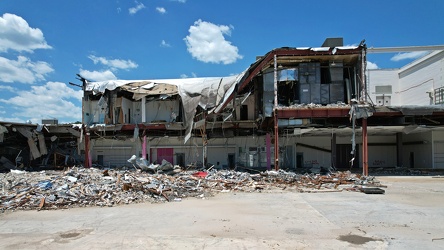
[142,135,147,159]
[266,133,271,171]
[141,96,146,123]
[202,113,208,167]
[84,129,91,168]
[274,113,279,170]
[331,133,337,169]
[396,132,403,167]
[273,53,279,170]
[362,119,368,176]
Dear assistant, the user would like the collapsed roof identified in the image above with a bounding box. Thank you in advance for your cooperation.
[85,73,246,142]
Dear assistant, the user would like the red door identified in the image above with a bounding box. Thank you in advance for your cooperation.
[157,148,174,164]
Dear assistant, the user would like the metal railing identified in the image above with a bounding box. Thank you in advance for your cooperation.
[435,86,444,105]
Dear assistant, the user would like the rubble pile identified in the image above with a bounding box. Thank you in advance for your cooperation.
[0,167,383,212]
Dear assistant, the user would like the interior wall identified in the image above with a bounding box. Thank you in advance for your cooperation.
[91,138,138,167]
[145,100,178,123]
[121,97,133,124]
[84,100,103,125]
[368,145,396,168]
[403,132,433,168]
[235,95,255,120]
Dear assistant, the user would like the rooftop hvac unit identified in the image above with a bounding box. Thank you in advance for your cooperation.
[42,119,58,125]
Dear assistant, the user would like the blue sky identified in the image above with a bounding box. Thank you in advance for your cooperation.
[0,0,443,124]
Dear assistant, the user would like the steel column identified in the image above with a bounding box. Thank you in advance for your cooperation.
[273,54,279,170]
[362,118,368,176]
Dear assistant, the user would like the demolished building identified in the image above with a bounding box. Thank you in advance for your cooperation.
[79,38,444,173]
[0,121,82,171]
[2,38,443,174]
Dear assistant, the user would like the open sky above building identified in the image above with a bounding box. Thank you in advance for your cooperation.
[0,0,443,124]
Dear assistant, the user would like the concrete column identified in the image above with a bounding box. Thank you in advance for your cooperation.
[266,133,271,170]
[141,96,146,123]
[84,129,91,168]
[331,133,337,169]
[274,113,279,170]
[142,135,147,159]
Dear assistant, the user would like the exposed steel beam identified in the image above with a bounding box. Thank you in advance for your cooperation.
[372,111,403,117]
[120,124,167,130]
[368,45,444,53]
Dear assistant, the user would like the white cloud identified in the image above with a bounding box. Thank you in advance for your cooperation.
[129,2,146,15]
[160,40,171,47]
[156,7,166,14]
[0,13,52,53]
[180,72,197,78]
[0,56,54,84]
[367,61,379,70]
[88,55,138,70]
[0,85,16,92]
[0,81,82,123]
[0,116,23,123]
[184,19,243,64]
[391,51,428,62]
[79,69,117,82]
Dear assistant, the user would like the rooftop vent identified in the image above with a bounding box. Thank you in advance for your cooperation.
[42,119,58,125]
[322,37,343,47]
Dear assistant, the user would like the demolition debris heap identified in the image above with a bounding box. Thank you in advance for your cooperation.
[1,167,382,211]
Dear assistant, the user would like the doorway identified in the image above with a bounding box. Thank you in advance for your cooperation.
[296,152,303,168]
[336,144,359,169]
[228,154,235,170]
[284,146,294,169]
[97,155,104,166]
[176,153,185,168]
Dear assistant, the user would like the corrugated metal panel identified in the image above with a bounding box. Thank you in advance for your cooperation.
[320,84,330,104]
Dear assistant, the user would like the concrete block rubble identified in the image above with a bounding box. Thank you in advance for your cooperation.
[0,166,383,212]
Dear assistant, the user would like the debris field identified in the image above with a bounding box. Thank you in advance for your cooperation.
[1,167,385,212]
